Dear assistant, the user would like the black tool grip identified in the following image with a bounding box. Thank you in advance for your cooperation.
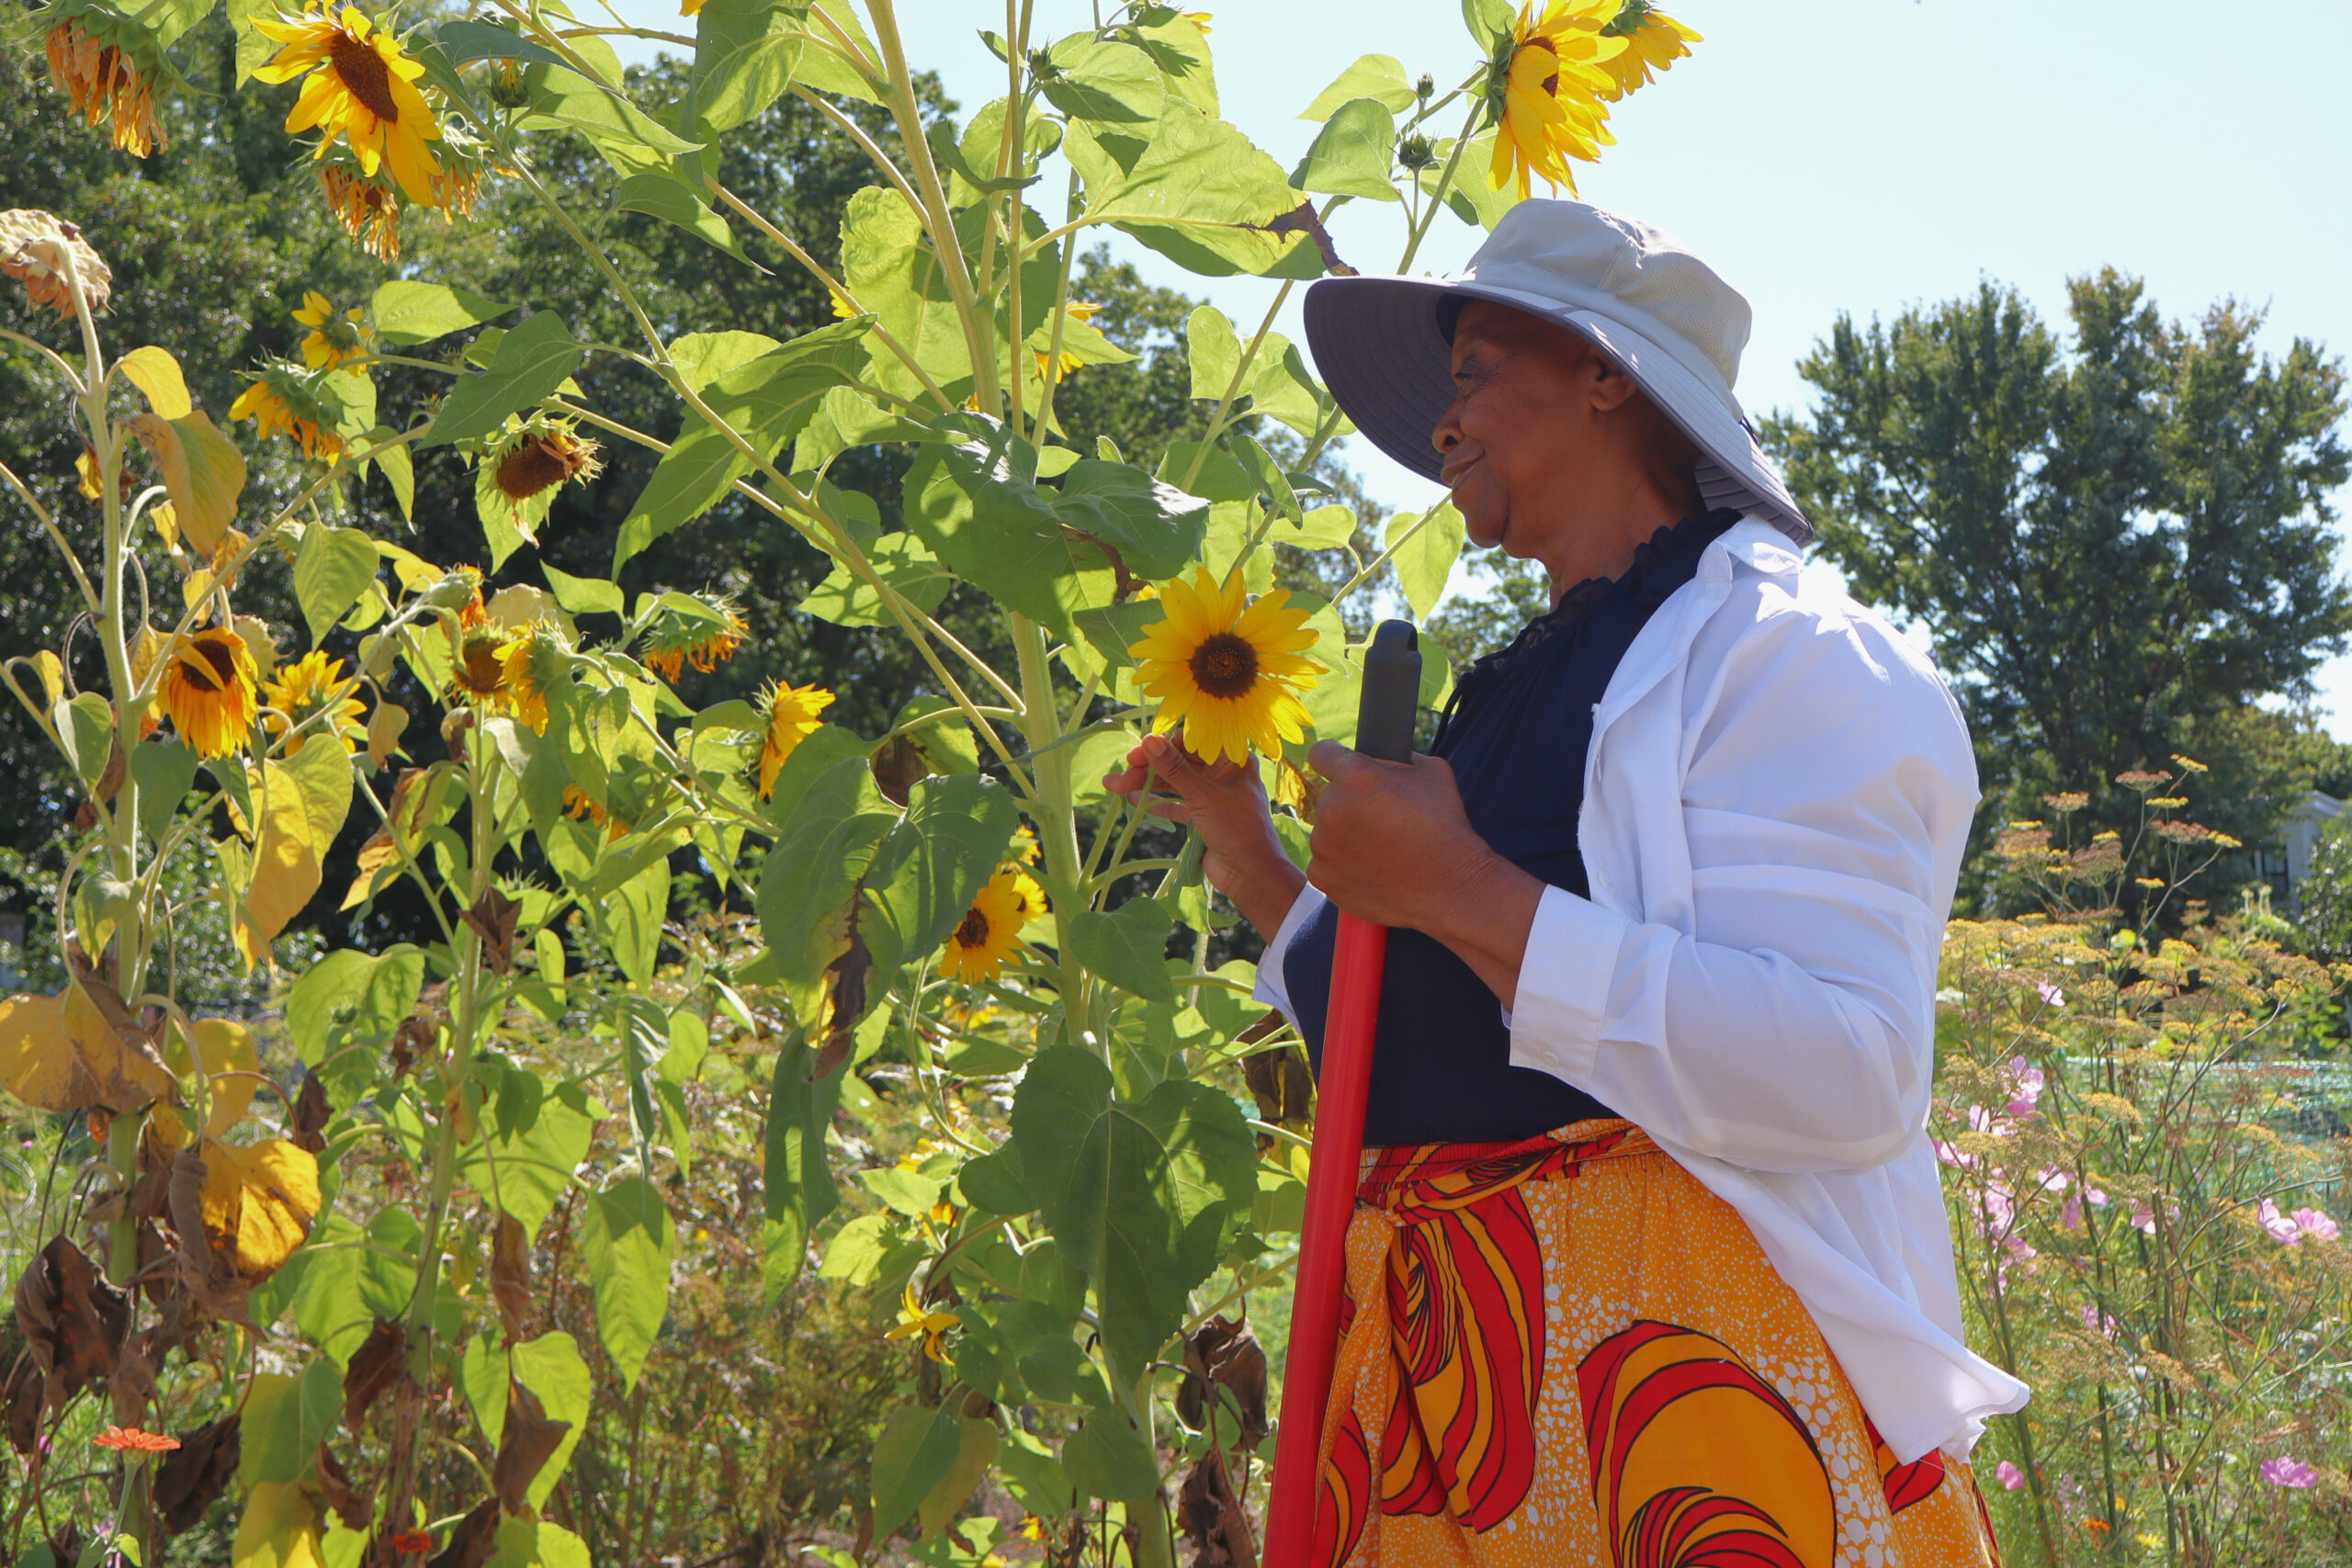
[1353,619,1420,765]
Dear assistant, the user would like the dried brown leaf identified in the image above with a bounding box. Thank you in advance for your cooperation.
[154,1414,241,1534]
[1176,1450,1256,1568]
[317,1441,372,1530]
[12,1235,130,1402]
[291,1068,332,1154]
[343,1316,408,1432]
[1174,1314,1268,1450]
[426,1497,500,1568]
[491,1378,571,1513]
[490,1213,531,1342]
[459,887,521,976]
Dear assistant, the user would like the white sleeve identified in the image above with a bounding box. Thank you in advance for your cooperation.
[1508,601,1975,1175]
[1249,884,1329,1030]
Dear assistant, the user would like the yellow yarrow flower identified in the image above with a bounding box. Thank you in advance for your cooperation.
[251,6,445,204]
[261,649,366,756]
[160,627,260,760]
[292,289,373,371]
[940,868,1042,985]
[1128,567,1319,766]
[1487,0,1625,201]
[756,681,836,797]
[886,1281,958,1363]
[1594,0,1699,102]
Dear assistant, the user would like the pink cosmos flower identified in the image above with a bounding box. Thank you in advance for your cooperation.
[2005,1057,2045,1122]
[2292,1206,2340,1242]
[2261,1456,2318,1488]
[2259,1199,2306,1246]
[2035,978,2064,1009]
[2078,1303,2118,1339]
[1995,1461,2025,1491]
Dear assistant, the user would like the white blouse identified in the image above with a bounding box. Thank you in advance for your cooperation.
[1253,518,2030,1463]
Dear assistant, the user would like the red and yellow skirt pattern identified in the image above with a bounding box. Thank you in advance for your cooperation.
[1307,1120,2002,1568]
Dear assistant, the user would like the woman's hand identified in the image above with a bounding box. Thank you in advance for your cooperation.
[1102,732,1306,938]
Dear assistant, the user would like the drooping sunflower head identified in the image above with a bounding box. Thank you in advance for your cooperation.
[0,209,111,320]
[1034,300,1104,382]
[487,421,602,503]
[939,868,1038,986]
[251,5,445,204]
[755,681,836,797]
[447,627,510,707]
[1594,0,1699,101]
[1128,567,1321,766]
[292,289,374,371]
[160,626,260,760]
[640,597,745,682]
[1486,0,1626,200]
[261,649,366,756]
[318,158,403,258]
[44,7,168,159]
[496,621,562,733]
[229,367,344,460]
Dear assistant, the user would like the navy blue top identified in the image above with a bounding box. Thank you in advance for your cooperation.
[1281,510,1739,1146]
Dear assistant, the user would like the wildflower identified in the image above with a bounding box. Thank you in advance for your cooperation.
[2078,1303,2118,1338]
[497,622,558,733]
[940,868,1044,985]
[2034,978,2064,1010]
[2041,791,2088,813]
[640,601,745,682]
[1593,0,1699,101]
[251,6,445,203]
[94,1426,180,1453]
[1484,1,1625,201]
[886,1281,958,1362]
[561,785,627,839]
[229,368,344,460]
[44,9,167,158]
[895,1138,944,1171]
[827,288,858,319]
[390,1530,434,1554]
[291,290,373,372]
[261,649,366,756]
[2292,1206,2340,1242]
[1010,824,1041,865]
[1994,1461,2024,1491]
[755,681,836,797]
[1182,12,1212,32]
[1035,300,1103,381]
[2004,1057,2044,1122]
[0,209,111,318]
[159,627,261,760]
[2171,753,2208,773]
[1129,567,1320,766]
[2261,1456,2318,1489]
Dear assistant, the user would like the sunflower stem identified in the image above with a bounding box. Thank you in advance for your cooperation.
[1396,96,1483,274]
[1010,615,1086,1045]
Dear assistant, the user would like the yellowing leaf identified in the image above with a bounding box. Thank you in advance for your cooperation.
[149,500,180,551]
[161,1017,260,1139]
[365,702,407,770]
[119,346,194,419]
[234,746,352,967]
[341,829,400,910]
[29,650,63,707]
[129,411,247,558]
[0,978,176,1114]
[232,1479,325,1568]
[199,1137,321,1277]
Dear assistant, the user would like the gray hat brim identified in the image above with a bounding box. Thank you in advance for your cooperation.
[1302,276,1813,547]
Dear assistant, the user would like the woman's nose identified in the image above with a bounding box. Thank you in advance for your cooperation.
[1430,399,1464,454]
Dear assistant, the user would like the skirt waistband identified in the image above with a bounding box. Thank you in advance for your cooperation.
[1356,1118,1657,1213]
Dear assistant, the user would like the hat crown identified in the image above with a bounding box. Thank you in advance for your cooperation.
[1459,200,1751,394]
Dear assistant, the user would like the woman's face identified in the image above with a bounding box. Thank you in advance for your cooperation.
[1430,299,1624,556]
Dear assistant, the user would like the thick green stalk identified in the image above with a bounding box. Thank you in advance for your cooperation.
[1010,615,1085,1038]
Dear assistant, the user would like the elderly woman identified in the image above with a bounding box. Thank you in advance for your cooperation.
[1108,202,2026,1566]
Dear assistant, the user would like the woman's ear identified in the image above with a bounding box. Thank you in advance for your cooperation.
[1587,355,1644,414]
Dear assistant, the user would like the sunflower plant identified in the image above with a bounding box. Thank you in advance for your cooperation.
[0,2,1698,1563]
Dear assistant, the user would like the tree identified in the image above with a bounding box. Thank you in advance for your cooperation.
[1768,270,2352,903]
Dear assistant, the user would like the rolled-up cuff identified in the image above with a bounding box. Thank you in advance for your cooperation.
[1506,884,1628,1083]
[1249,885,1329,1028]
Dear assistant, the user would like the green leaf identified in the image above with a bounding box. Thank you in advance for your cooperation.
[1243,335,1338,438]
[520,63,703,171]
[55,694,111,787]
[903,434,1114,640]
[1385,502,1465,621]
[435,19,571,69]
[797,534,951,627]
[1011,1047,1257,1383]
[761,1029,842,1299]
[754,755,899,990]
[919,1417,1000,1537]
[1068,899,1176,1005]
[1035,35,1163,128]
[614,320,872,570]
[996,1427,1073,1516]
[867,773,1021,958]
[1063,1408,1160,1503]
[582,1174,673,1393]
[869,1405,962,1540]
[368,429,414,521]
[594,855,670,987]
[293,524,379,646]
[370,280,512,345]
[130,739,198,845]
[236,1359,341,1485]
[1461,0,1516,50]
[508,1332,592,1508]
[616,172,758,267]
[1299,52,1416,119]
[956,1143,1034,1215]
[1067,103,1326,279]
[421,312,582,448]
[1292,97,1399,201]
[669,330,781,390]
[1054,460,1211,581]
[460,1069,595,1242]
[836,186,971,404]
[1184,304,1242,403]
[1122,12,1216,115]
[539,563,626,617]
[857,1166,943,1217]
[1426,132,1516,231]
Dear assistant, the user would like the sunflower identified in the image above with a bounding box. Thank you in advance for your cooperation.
[447,628,510,707]
[292,289,373,371]
[1128,567,1320,766]
[45,13,166,159]
[0,209,110,319]
[939,868,1038,985]
[261,649,365,756]
[885,1281,958,1363]
[1486,0,1625,201]
[641,601,745,682]
[497,622,558,733]
[1594,0,1699,100]
[488,424,601,503]
[755,681,836,797]
[229,370,343,460]
[562,784,628,839]
[252,6,445,204]
[319,161,403,258]
[159,626,260,760]
[1035,300,1103,381]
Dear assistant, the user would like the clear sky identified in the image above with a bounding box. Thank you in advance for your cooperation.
[602,0,2352,728]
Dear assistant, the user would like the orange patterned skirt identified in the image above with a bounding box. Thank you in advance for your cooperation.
[1308,1119,2004,1568]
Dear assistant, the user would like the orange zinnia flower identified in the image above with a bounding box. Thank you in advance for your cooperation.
[95,1426,180,1452]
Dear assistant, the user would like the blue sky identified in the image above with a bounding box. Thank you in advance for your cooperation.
[603,0,2352,729]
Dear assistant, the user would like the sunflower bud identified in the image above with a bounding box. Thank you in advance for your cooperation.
[487,57,530,108]
[1415,73,1434,101]
[1396,134,1436,173]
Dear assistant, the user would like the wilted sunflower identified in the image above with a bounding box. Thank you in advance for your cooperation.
[1128,567,1319,766]
[885,1281,958,1362]
[0,209,111,319]
[1594,0,1699,100]
[1035,300,1103,381]
[319,160,403,258]
[447,628,509,707]
[159,626,260,760]
[261,649,366,756]
[292,289,373,371]
[44,10,166,158]
[756,681,836,797]
[488,423,600,504]
[939,868,1041,984]
[229,370,343,460]
[252,6,445,203]
[497,622,558,733]
[1486,0,1625,200]
[641,601,745,682]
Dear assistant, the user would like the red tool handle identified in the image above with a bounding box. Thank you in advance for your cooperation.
[1261,620,1419,1568]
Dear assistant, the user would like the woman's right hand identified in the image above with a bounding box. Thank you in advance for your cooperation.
[1102,732,1307,938]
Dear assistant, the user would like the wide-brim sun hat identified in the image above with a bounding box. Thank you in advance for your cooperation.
[1303,199,1811,547]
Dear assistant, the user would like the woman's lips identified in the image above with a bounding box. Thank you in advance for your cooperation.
[1439,449,1484,489]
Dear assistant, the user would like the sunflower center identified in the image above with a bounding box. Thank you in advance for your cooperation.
[328,28,401,124]
[1188,632,1259,699]
[181,637,238,694]
[496,440,571,502]
[954,908,991,950]
[458,638,505,694]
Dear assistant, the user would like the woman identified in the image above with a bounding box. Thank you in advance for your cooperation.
[1108,201,2027,1566]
